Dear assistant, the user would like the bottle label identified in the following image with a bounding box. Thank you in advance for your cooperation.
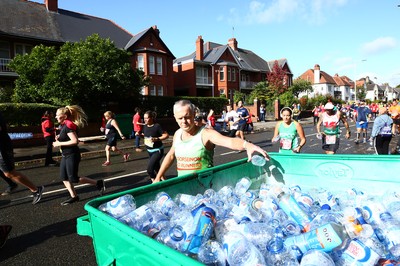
[341,239,380,266]
[279,195,312,231]
[285,223,343,253]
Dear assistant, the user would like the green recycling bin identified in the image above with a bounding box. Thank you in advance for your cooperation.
[115,113,133,138]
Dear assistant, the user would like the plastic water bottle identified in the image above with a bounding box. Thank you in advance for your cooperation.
[156,225,186,251]
[265,236,299,265]
[182,204,216,255]
[251,154,266,167]
[308,204,341,231]
[272,186,312,232]
[300,249,334,266]
[284,222,352,254]
[197,240,226,266]
[234,177,252,195]
[377,212,400,257]
[169,208,194,236]
[235,222,274,251]
[154,192,179,217]
[98,194,136,219]
[223,231,266,266]
[336,238,381,266]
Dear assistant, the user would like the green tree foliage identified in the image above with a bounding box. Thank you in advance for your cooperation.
[278,91,297,107]
[9,34,148,110]
[356,85,366,100]
[289,79,313,98]
[266,60,287,97]
[233,90,246,105]
[248,81,274,103]
[9,45,57,102]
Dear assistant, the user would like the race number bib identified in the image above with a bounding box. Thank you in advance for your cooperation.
[144,137,154,148]
[325,135,336,145]
[280,138,292,150]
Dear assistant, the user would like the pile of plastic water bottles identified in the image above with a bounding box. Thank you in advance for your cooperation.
[98,158,400,265]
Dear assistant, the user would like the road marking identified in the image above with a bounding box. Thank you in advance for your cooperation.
[10,170,147,203]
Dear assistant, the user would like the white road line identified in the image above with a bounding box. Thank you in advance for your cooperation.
[10,170,147,203]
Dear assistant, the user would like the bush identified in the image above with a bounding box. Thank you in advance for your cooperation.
[0,103,57,126]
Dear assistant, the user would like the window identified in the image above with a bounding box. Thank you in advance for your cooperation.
[149,56,155,74]
[150,85,156,96]
[0,41,10,58]
[219,66,224,81]
[156,57,163,75]
[137,55,144,70]
[228,67,231,81]
[15,44,33,55]
[232,68,236,81]
[157,85,163,96]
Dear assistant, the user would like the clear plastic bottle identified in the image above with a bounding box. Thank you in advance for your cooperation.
[98,194,136,219]
[156,225,186,251]
[336,238,382,266]
[265,236,299,265]
[223,231,266,266]
[251,154,266,167]
[197,240,226,266]
[182,204,216,255]
[234,177,252,195]
[308,204,341,231]
[300,249,335,266]
[235,222,274,251]
[284,222,354,254]
[154,192,179,217]
[273,186,312,232]
[377,212,400,257]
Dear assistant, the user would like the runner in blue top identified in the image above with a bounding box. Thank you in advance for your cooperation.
[354,100,372,144]
[236,100,249,141]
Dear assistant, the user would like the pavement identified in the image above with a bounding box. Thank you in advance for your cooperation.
[13,118,314,168]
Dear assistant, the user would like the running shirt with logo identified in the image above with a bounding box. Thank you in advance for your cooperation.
[174,126,213,176]
[278,122,299,153]
[322,112,340,136]
[236,107,249,126]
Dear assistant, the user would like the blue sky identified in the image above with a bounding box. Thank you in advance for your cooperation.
[41,0,400,87]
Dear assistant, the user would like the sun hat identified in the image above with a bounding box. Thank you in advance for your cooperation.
[324,102,334,110]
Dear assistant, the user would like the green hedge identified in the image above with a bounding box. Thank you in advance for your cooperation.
[0,103,57,126]
[0,97,230,126]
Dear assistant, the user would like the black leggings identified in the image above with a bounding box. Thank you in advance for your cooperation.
[45,136,55,165]
[374,135,391,155]
[147,149,164,179]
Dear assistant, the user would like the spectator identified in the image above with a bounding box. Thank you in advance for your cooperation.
[236,101,249,140]
[354,100,372,144]
[259,104,266,122]
[132,107,144,152]
[41,111,57,167]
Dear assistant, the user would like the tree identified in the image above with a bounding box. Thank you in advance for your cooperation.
[266,60,287,97]
[248,81,272,103]
[356,85,366,100]
[9,45,58,102]
[289,79,313,98]
[9,34,148,109]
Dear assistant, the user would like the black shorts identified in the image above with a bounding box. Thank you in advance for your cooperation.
[106,134,118,146]
[0,147,15,173]
[60,152,81,183]
[237,123,247,131]
[322,135,340,153]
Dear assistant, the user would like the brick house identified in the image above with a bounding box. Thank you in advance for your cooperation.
[173,36,293,102]
[0,0,174,96]
[125,26,175,96]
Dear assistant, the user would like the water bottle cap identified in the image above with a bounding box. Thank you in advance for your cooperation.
[267,237,285,254]
[321,204,331,210]
[169,225,185,241]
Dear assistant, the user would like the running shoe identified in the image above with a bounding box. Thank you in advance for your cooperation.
[0,225,12,248]
[354,139,359,144]
[123,153,130,162]
[32,186,44,205]
[102,161,111,166]
[135,148,143,152]
[96,180,106,195]
[1,184,18,196]
[61,196,80,206]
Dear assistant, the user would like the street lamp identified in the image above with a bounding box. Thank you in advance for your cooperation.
[354,59,367,102]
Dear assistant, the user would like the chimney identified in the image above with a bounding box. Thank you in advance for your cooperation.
[314,64,320,84]
[152,25,160,36]
[45,0,58,12]
[196,36,204,61]
[228,38,238,51]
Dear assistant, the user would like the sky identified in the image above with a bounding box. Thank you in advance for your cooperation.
[37,0,400,87]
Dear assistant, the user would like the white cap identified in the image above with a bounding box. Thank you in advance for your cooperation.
[324,102,334,110]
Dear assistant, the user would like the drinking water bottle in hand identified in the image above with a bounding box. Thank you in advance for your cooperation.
[98,194,136,219]
[251,154,266,167]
